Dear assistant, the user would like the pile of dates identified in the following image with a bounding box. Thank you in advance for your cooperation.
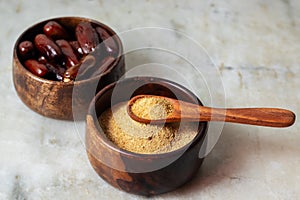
[18,20,118,82]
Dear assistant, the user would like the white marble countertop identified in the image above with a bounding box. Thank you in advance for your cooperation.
[1,0,300,199]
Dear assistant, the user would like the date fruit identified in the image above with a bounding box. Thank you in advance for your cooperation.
[37,55,47,64]
[43,21,69,40]
[63,55,96,82]
[18,41,35,59]
[45,62,65,81]
[69,41,84,56]
[18,20,118,82]
[56,39,79,68]
[63,63,79,82]
[75,22,99,54]
[34,34,62,62]
[24,59,48,77]
[96,27,118,55]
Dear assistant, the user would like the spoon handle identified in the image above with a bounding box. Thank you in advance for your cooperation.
[198,107,295,127]
[128,95,296,127]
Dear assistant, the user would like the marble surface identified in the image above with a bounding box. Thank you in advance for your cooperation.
[1,0,300,199]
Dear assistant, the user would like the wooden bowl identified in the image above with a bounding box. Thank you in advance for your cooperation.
[86,77,208,196]
[13,17,125,120]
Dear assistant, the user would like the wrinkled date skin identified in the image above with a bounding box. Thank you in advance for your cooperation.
[69,41,84,56]
[34,34,62,62]
[75,22,99,54]
[63,54,96,82]
[63,55,115,82]
[56,39,79,68]
[96,27,118,55]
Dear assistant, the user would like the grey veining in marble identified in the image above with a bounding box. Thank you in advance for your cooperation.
[0,0,299,199]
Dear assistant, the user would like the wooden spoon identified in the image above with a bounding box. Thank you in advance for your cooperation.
[127,95,296,127]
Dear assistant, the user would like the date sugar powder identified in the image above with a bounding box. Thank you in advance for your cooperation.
[98,97,199,154]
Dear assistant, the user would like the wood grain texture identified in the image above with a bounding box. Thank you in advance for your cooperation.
[13,17,125,120]
[85,77,208,196]
[128,95,295,128]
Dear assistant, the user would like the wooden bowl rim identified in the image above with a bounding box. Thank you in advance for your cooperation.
[87,76,208,159]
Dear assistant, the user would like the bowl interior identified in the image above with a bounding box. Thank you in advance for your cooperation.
[14,16,123,84]
[89,77,207,158]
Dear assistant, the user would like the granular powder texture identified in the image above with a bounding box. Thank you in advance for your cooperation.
[131,96,173,120]
[98,101,198,154]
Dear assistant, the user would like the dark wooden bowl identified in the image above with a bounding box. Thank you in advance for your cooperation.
[86,77,208,196]
[13,17,125,120]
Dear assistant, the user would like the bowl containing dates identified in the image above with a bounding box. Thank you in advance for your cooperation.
[13,16,125,120]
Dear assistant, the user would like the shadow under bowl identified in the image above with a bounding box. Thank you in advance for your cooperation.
[13,16,125,120]
[86,77,208,196]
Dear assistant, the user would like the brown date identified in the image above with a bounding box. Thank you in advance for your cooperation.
[62,54,114,81]
[69,41,84,56]
[18,41,35,59]
[34,34,62,62]
[24,59,48,77]
[63,63,79,82]
[96,27,118,55]
[43,21,69,40]
[56,39,79,68]
[45,62,65,81]
[63,55,96,82]
[20,20,117,82]
[37,55,47,64]
[75,22,99,54]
